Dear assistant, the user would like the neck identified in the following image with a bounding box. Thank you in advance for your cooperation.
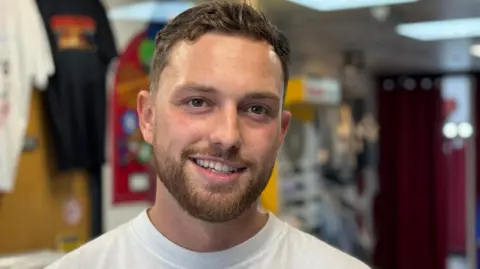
[148,182,268,252]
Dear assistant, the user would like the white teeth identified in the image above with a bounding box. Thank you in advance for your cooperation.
[194,159,239,173]
[221,164,231,172]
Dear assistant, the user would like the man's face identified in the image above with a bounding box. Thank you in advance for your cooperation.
[138,33,290,222]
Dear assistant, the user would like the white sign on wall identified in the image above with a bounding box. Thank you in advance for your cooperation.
[304,77,342,105]
[441,75,472,124]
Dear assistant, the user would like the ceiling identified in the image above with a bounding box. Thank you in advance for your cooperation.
[262,0,480,77]
[104,0,480,77]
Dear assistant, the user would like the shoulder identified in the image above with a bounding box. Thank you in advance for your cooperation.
[45,223,132,269]
[281,222,371,269]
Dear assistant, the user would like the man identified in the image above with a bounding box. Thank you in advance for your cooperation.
[47,1,370,268]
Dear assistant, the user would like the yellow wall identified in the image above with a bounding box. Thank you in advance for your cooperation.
[0,90,91,253]
[260,163,279,213]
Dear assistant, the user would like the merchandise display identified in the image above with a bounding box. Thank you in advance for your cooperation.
[276,75,378,263]
[0,0,55,192]
[36,0,117,171]
[109,23,166,203]
[279,118,322,231]
[314,103,378,261]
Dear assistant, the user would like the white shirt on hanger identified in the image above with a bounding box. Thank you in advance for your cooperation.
[0,0,54,192]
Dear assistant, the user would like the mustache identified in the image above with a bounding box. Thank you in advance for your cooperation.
[181,147,254,167]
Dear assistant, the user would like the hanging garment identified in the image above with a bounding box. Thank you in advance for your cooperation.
[36,0,118,172]
[0,0,55,192]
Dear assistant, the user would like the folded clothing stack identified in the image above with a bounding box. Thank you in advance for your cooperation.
[0,250,64,269]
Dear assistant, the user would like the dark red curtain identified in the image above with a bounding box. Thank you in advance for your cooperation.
[444,145,466,253]
[476,75,480,267]
[476,75,480,210]
[374,77,447,269]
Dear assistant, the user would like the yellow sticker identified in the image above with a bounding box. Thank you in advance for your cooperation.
[55,234,85,253]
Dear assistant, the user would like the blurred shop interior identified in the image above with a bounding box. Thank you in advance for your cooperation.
[0,0,479,268]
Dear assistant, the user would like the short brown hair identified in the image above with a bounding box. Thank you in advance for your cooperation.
[150,0,290,95]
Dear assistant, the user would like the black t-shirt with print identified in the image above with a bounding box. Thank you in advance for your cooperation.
[37,0,117,171]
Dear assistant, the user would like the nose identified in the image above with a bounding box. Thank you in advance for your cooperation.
[209,106,242,150]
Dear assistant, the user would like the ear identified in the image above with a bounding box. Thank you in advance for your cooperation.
[137,90,154,145]
[279,110,291,145]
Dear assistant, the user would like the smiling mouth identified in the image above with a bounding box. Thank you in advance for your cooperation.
[190,158,247,175]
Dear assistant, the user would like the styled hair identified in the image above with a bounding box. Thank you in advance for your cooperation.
[150,0,290,95]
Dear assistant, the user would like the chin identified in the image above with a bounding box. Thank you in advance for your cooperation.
[183,181,257,221]
[168,162,268,222]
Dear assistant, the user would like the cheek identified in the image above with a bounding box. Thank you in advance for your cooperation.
[243,123,280,159]
[156,108,205,150]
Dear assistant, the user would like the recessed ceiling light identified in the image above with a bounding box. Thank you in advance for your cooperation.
[108,1,194,23]
[286,0,417,11]
[470,44,480,57]
[397,18,480,41]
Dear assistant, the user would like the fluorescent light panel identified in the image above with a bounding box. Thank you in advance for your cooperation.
[108,1,194,23]
[397,18,480,41]
[287,0,417,11]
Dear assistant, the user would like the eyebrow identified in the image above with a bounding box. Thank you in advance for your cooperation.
[179,83,218,94]
[177,83,281,102]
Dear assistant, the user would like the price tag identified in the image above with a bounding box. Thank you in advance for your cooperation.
[56,234,84,253]
[23,136,38,152]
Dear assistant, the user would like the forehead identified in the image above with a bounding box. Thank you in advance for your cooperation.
[160,33,283,96]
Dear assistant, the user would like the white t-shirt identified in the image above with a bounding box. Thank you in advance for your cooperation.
[46,210,370,269]
[0,0,54,192]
